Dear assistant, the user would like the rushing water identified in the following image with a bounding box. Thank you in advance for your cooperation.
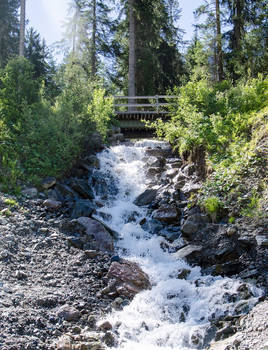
[93,140,261,350]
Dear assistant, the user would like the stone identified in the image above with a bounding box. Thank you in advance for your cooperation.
[114,133,124,142]
[146,168,162,177]
[255,235,268,247]
[42,177,56,190]
[181,182,201,196]
[86,155,100,169]
[146,148,171,158]
[177,268,191,279]
[77,217,114,252]
[181,221,198,239]
[134,189,158,206]
[55,335,72,350]
[15,270,27,280]
[226,226,237,236]
[21,187,38,198]
[106,259,151,299]
[57,305,80,321]
[43,199,62,209]
[102,331,116,347]
[57,184,78,199]
[173,245,202,259]
[84,250,98,258]
[71,200,94,219]
[98,321,112,331]
[152,205,179,223]
[70,179,94,200]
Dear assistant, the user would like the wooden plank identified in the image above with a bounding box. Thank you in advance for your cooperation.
[114,103,157,108]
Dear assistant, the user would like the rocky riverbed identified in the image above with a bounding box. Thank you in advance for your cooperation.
[0,138,267,350]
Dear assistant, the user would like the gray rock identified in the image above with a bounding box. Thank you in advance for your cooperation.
[71,200,94,219]
[57,305,80,321]
[41,177,56,190]
[181,221,198,238]
[43,199,62,209]
[255,235,268,247]
[57,184,78,199]
[77,217,114,252]
[70,179,94,199]
[152,205,179,223]
[21,187,38,198]
[173,245,202,259]
[134,189,158,206]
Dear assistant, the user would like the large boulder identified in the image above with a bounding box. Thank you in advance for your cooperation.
[77,217,114,252]
[152,205,180,223]
[134,189,158,206]
[70,179,94,199]
[71,199,94,219]
[106,259,151,299]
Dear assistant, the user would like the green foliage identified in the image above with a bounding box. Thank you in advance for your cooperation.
[4,198,19,208]
[0,57,114,192]
[202,196,223,222]
[88,89,114,140]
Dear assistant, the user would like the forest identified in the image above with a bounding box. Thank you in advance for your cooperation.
[0,0,267,217]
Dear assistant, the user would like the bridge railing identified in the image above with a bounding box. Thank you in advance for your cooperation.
[113,95,177,115]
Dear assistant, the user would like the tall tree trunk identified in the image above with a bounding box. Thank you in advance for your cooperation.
[19,0,25,56]
[215,0,224,81]
[233,0,244,52]
[91,0,97,78]
[128,0,136,109]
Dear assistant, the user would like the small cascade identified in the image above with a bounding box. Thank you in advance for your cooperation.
[93,140,262,350]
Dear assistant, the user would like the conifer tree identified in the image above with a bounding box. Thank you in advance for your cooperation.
[0,0,20,67]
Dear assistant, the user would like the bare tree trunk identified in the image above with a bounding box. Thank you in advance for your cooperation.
[233,0,244,52]
[128,0,136,110]
[215,0,224,81]
[19,0,26,56]
[91,0,97,78]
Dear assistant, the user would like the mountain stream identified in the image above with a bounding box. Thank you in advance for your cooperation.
[93,140,261,350]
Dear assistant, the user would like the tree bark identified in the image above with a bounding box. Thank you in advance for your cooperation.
[215,0,224,81]
[91,0,97,78]
[19,0,25,56]
[233,0,244,52]
[128,0,136,109]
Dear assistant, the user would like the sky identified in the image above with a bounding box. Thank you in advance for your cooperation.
[27,0,202,53]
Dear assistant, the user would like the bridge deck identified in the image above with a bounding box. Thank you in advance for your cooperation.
[114,95,175,130]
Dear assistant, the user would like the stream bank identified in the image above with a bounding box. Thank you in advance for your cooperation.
[0,137,267,350]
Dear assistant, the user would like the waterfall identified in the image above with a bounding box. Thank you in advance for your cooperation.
[93,140,261,350]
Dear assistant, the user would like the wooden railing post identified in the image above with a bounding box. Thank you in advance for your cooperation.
[156,95,159,114]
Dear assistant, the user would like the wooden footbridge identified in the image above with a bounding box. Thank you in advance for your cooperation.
[114,95,176,133]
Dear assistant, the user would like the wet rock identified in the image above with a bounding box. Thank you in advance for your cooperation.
[70,179,94,200]
[43,199,62,209]
[84,250,99,258]
[134,189,158,206]
[152,205,180,223]
[57,184,78,199]
[71,200,94,219]
[57,305,81,321]
[68,237,84,250]
[92,215,119,239]
[77,217,114,252]
[146,167,162,178]
[21,187,38,198]
[102,331,116,347]
[42,177,56,190]
[255,235,268,247]
[86,155,100,169]
[106,259,151,299]
[98,321,112,331]
[177,268,191,279]
[146,148,171,158]
[226,226,237,236]
[181,221,198,239]
[173,245,203,259]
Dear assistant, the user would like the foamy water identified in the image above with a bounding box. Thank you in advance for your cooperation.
[93,140,261,350]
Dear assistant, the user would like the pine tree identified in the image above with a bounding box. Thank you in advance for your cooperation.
[0,0,20,67]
